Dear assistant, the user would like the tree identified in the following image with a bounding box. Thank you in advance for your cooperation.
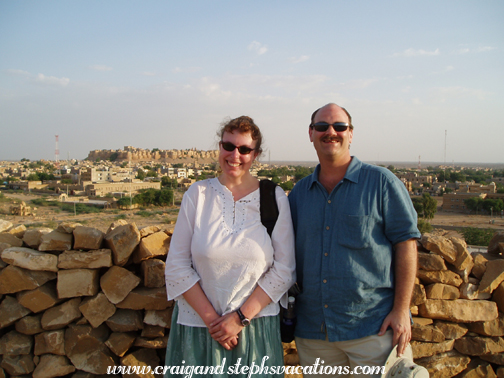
[109,152,119,161]
[461,228,495,246]
[136,170,146,180]
[464,197,485,213]
[26,173,40,181]
[422,193,437,220]
[279,181,294,191]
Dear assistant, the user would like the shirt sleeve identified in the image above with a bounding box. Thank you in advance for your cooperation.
[164,186,201,301]
[382,174,422,246]
[257,186,296,307]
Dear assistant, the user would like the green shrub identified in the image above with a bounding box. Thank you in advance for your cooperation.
[461,227,495,246]
[417,219,433,234]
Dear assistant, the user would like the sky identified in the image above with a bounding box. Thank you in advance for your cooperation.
[1,0,503,164]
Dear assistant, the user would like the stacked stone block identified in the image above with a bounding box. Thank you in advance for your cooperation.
[0,220,172,377]
[411,231,504,378]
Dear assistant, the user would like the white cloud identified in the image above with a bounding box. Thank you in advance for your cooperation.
[34,73,70,87]
[477,46,496,52]
[89,65,113,71]
[141,71,157,76]
[248,41,268,55]
[458,48,470,54]
[290,55,310,64]
[435,86,490,101]
[393,48,440,57]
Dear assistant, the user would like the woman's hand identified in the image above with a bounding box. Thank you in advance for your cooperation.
[208,312,243,349]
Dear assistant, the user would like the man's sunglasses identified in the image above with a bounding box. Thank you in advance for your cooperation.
[220,141,256,155]
[310,122,350,132]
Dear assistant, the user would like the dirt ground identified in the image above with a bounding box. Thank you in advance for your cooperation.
[2,192,503,235]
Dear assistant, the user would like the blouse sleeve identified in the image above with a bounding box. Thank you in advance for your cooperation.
[164,185,201,301]
[257,186,296,306]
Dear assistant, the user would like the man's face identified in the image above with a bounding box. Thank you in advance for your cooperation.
[309,104,353,161]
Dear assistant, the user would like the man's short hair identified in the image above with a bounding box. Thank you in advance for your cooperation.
[310,104,354,130]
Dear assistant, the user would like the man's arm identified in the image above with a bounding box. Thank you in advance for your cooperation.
[378,238,417,356]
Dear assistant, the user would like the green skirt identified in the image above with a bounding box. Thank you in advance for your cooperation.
[164,303,284,377]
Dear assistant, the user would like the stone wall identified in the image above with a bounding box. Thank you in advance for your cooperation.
[411,231,504,378]
[1,218,504,377]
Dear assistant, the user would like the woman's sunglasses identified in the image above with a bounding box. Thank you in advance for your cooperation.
[310,122,350,132]
[220,141,255,155]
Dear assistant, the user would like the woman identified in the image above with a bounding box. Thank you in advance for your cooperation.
[164,116,296,377]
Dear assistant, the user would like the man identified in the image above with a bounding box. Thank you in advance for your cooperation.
[288,103,421,377]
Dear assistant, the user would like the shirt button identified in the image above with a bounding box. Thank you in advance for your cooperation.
[324,253,328,257]
[328,200,331,204]
[326,226,330,230]
[323,279,327,283]
[324,304,328,308]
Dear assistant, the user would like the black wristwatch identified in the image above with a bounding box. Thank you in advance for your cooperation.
[236,308,251,327]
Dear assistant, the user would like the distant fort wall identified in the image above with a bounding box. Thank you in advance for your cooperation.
[87,146,219,164]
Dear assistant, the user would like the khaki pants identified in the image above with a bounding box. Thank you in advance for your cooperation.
[295,331,393,378]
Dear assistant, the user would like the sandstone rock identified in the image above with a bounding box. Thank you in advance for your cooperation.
[0,295,32,329]
[79,292,116,328]
[479,259,504,294]
[415,350,470,378]
[419,299,498,322]
[100,265,141,304]
[0,219,13,233]
[58,249,112,269]
[64,323,114,375]
[105,332,135,357]
[22,227,52,248]
[456,358,497,378]
[425,283,460,300]
[34,329,65,355]
[106,309,144,332]
[133,336,168,349]
[57,269,99,298]
[421,233,457,263]
[15,313,44,335]
[472,254,488,280]
[32,354,75,378]
[8,224,26,238]
[17,281,60,313]
[460,282,491,300]
[488,231,504,255]
[139,225,161,238]
[41,298,82,330]
[104,223,141,266]
[411,339,455,359]
[141,324,165,338]
[412,323,445,342]
[0,265,56,294]
[39,230,73,252]
[418,252,447,271]
[433,321,468,339]
[417,269,463,287]
[106,219,128,234]
[143,308,173,328]
[0,354,35,376]
[141,259,165,288]
[411,305,418,316]
[73,226,104,250]
[116,286,172,310]
[133,231,170,263]
[56,222,83,234]
[0,242,10,256]
[1,247,58,272]
[450,237,474,271]
[480,353,504,365]
[0,330,33,355]
[467,312,504,336]
[454,336,504,355]
[493,282,504,312]
[120,348,160,377]
[0,232,23,247]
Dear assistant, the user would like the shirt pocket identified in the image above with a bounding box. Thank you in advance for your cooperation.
[338,214,373,250]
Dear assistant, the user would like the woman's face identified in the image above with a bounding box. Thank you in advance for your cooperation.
[219,131,258,180]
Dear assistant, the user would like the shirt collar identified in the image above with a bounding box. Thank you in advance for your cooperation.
[309,156,362,189]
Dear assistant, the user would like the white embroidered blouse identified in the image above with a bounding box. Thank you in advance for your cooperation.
[164,178,296,327]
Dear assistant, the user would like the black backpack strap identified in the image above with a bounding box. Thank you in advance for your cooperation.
[260,179,279,238]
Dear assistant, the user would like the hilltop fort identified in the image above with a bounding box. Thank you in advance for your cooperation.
[87,146,219,164]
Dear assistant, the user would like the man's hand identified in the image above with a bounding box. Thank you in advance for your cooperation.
[208,312,243,350]
[378,308,411,356]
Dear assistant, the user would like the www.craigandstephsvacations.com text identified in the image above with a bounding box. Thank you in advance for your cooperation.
[106,356,385,376]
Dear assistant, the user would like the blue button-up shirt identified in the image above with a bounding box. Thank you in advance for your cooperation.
[288,157,420,342]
